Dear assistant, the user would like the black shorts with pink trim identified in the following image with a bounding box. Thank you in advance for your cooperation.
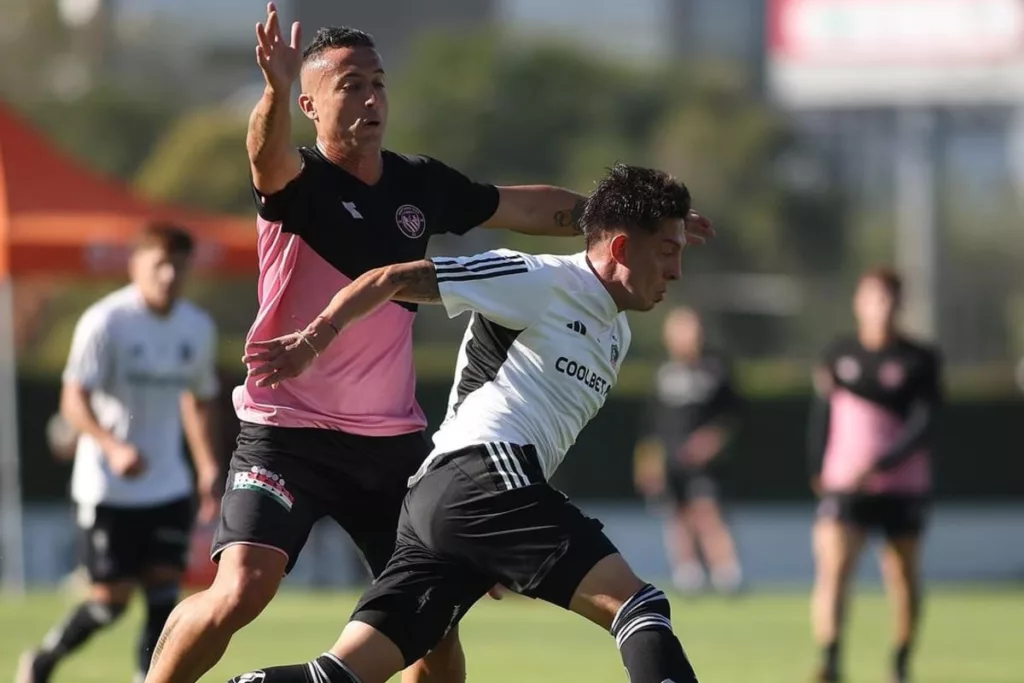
[211,421,430,576]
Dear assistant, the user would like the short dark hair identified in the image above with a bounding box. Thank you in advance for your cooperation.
[860,266,903,300]
[135,222,194,258]
[302,26,376,63]
[580,164,691,244]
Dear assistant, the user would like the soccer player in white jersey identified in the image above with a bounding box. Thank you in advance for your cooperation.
[18,224,222,683]
[235,164,703,683]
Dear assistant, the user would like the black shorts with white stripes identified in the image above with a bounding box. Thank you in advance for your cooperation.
[350,442,619,665]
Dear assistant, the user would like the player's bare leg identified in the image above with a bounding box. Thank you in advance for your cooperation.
[688,497,742,593]
[811,519,866,682]
[570,553,699,683]
[401,627,465,683]
[880,536,923,683]
[18,580,134,683]
[666,506,704,592]
[144,545,286,683]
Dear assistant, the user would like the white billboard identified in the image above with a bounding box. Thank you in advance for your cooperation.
[767,0,1024,107]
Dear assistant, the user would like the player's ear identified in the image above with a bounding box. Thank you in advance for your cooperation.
[298,93,316,121]
[609,233,629,266]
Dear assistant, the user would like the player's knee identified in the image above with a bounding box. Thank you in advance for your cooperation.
[571,553,648,630]
[882,549,918,584]
[90,579,135,606]
[208,556,282,628]
[85,599,130,626]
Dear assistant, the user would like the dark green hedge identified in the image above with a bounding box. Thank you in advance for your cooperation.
[15,374,1024,502]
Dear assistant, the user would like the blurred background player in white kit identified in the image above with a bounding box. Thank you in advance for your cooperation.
[17,223,222,683]
[634,306,743,594]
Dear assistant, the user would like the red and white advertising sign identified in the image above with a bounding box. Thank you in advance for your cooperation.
[767,0,1024,107]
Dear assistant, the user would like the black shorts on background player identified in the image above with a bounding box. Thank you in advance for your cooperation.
[816,493,929,539]
[78,497,194,582]
[665,465,719,503]
[352,443,618,664]
[213,423,431,575]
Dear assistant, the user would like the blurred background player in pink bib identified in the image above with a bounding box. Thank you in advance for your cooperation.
[807,267,944,683]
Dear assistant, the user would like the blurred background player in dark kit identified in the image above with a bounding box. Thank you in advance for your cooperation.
[634,306,743,594]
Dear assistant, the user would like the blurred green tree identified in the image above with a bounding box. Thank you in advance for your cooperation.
[134,108,252,214]
[27,85,182,181]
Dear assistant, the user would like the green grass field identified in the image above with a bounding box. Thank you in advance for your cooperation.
[2,586,1021,683]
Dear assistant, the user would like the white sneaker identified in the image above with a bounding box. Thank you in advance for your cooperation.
[671,563,706,593]
[709,564,743,594]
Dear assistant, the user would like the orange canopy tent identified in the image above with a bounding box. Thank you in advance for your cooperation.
[0,102,258,593]
[0,103,257,278]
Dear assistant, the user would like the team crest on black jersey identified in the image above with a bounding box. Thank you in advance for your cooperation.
[878,360,906,389]
[836,355,861,383]
[395,204,426,238]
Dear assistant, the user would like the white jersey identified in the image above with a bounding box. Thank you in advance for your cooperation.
[412,249,631,485]
[63,285,219,508]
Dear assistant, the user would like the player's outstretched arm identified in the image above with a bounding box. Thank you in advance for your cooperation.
[483,187,588,237]
[483,187,716,244]
[181,393,222,523]
[243,260,439,387]
[248,2,303,195]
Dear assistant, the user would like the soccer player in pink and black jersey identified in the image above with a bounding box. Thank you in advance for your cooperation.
[142,5,715,683]
[807,267,944,683]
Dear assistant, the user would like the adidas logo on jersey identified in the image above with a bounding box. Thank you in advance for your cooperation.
[566,320,588,336]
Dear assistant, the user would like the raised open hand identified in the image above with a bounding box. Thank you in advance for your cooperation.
[255,2,302,93]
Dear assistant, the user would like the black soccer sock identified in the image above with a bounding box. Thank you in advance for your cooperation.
[33,600,127,680]
[137,583,180,675]
[820,641,841,682]
[610,583,699,683]
[228,653,361,683]
[893,643,911,682]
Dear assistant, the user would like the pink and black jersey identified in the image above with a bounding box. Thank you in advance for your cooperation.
[234,146,499,437]
[809,335,943,496]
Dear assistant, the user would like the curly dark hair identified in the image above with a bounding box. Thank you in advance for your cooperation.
[579,164,691,245]
[302,26,376,63]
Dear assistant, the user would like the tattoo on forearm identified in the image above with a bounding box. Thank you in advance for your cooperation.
[247,93,285,161]
[388,262,441,303]
[553,199,586,235]
[248,111,274,159]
